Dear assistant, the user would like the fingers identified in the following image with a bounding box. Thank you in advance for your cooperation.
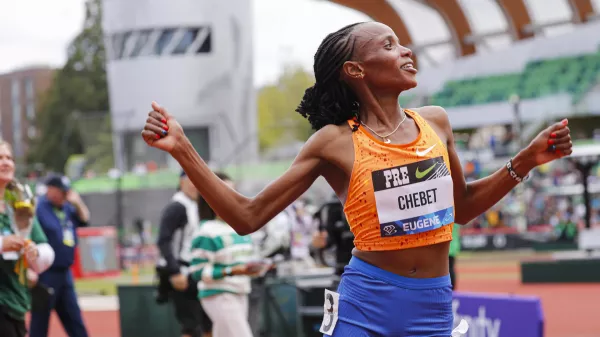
[141,130,158,143]
[6,237,24,251]
[548,119,569,133]
[549,126,570,139]
[151,101,172,120]
[560,148,573,157]
[143,116,166,139]
[143,110,169,140]
[553,137,571,149]
[12,236,25,248]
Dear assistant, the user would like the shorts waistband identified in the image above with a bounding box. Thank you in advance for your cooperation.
[349,256,450,290]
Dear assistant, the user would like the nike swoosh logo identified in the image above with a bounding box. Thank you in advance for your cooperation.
[416,144,436,157]
[415,163,437,179]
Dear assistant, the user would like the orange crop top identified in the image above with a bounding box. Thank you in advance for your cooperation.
[344,109,454,251]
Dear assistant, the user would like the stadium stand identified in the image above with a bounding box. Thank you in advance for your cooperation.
[430,51,600,108]
[409,20,600,130]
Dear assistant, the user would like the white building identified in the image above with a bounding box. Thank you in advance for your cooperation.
[102,0,257,170]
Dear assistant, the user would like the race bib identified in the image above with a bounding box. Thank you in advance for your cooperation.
[371,156,455,237]
[319,289,340,335]
[63,228,75,247]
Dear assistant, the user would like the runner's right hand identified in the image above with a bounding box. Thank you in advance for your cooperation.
[141,102,185,154]
[1,235,24,252]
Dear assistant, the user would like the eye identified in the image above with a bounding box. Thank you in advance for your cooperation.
[385,43,392,49]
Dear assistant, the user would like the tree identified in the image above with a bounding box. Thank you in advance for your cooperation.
[257,66,315,151]
[27,0,113,173]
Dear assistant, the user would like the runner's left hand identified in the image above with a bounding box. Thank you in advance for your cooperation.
[527,119,572,166]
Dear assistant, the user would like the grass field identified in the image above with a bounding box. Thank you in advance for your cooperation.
[74,266,154,296]
[40,251,600,337]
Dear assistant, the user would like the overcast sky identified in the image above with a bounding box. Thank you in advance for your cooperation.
[0,0,594,86]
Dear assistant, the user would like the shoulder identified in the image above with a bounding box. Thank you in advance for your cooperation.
[412,106,450,129]
[412,106,452,139]
[165,200,186,212]
[162,201,187,218]
[306,124,349,149]
[35,196,49,210]
[300,123,353,161]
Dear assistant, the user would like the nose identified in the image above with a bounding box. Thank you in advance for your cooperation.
[401,46,412,58]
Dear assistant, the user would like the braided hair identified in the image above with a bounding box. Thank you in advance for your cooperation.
[296,22,365,131]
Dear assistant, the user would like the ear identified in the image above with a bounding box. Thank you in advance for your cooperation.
[342,61,364,79]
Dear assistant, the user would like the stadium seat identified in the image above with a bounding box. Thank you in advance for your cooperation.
[430,51,600,107]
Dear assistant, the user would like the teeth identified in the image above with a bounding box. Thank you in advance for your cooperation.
[402,64,414,69]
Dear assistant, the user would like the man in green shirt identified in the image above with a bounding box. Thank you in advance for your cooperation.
[449,223,461,290]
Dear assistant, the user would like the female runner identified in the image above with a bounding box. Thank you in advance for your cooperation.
[141,21,572,336]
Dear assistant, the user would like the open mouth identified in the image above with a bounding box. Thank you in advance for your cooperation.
[401,62,418,74]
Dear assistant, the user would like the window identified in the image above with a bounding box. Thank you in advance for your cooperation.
[113,32,132,59]
[186,127,210,161]
[111,26,212,59]
[197,28,212,54]
[123,131,168,170]
[27,125,36,139]
[11,79,20,103]
[26,103,35,120]
[172,28,199,55]
[12,103,22,157]
[130,30,152,58]
[12,103,21,128]
[154,29,176,55]
[24,78,34,100]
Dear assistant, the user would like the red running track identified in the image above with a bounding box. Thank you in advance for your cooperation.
[36,260,600,337]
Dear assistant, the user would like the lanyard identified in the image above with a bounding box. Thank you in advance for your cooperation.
[2,203,31,239]
[54,207,70,229]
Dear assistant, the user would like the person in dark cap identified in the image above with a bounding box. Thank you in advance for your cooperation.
[155,171,212,337]
[29,174,90,337]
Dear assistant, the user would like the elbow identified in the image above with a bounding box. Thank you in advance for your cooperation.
[234,222,258,236]
[233,199,265,236]
[455,208,476,225]
[454,209,472,225]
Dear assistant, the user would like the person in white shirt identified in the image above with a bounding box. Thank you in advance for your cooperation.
[188,173,265,337]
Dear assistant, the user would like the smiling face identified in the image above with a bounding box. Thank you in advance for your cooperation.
[0,142,15,187]
[342,22,417,93]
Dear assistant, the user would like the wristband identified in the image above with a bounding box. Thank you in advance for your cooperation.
[224,266,232,277]
[506,158,528,183]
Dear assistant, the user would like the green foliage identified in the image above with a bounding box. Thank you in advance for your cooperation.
[27,0,112,173]
[81,117,115,173]
[257,66,315,151]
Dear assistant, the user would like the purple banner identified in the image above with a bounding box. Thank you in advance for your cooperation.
[452,292,544,337]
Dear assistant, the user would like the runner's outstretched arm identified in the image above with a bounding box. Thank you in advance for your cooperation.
[424,106,572,225]
[142,102,329,235]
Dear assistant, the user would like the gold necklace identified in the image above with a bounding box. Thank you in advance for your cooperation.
[360,109,407,144]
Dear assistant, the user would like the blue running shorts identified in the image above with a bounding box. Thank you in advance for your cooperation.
[321,256,453,337]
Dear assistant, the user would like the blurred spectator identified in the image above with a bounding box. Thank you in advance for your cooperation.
[155,171,211,337]
[30,174,90,337]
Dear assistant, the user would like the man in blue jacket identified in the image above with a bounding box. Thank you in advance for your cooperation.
[29,174,90,337]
